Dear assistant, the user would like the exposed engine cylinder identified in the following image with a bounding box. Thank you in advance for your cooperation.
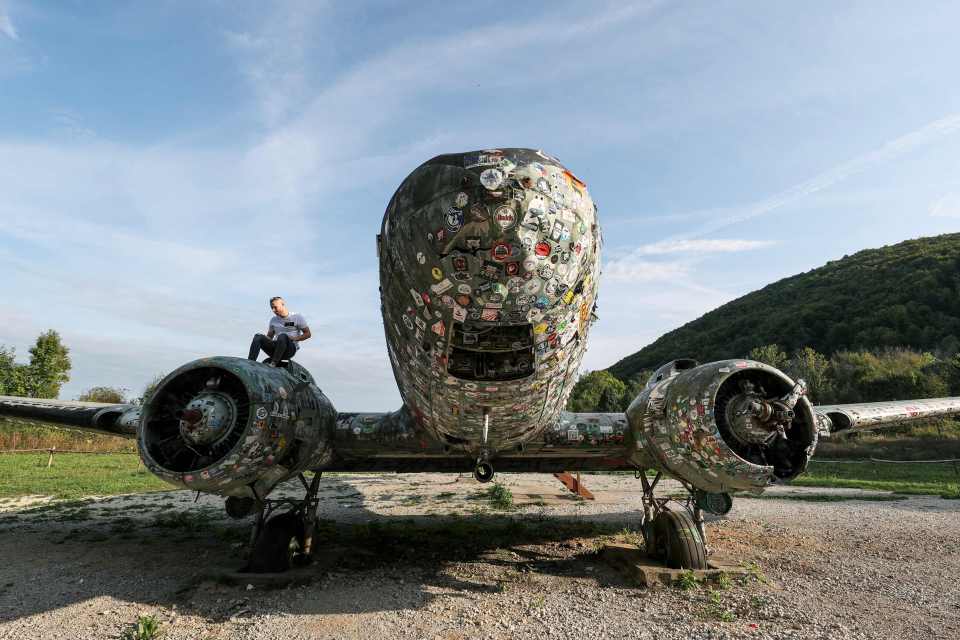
[139,357,337,498]
[625,359,818,492]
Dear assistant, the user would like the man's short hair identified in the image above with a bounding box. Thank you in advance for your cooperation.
[269,296,284,305]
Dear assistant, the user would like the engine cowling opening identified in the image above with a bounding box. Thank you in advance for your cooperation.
[626,359,818,493]
[143,367,250,473]
[713,369,815,482]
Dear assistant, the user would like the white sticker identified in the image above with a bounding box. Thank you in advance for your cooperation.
[495,206,516,230]
[480,168,504,190]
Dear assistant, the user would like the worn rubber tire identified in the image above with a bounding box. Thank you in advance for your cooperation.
[652,510,708,569]
[245,512,304,573]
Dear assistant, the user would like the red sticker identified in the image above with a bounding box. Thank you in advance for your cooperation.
[492,242,511,261]
[535,242,551,257]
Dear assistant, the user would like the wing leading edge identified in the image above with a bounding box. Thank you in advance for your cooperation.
[813,397,960,436]
[0,395,140,439]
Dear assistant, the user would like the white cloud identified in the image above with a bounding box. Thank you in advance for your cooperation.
[930,192,960,218]
[0,2,17,40]
[603,258,690,283]
[658,112,960,239]
[628,238,776,255]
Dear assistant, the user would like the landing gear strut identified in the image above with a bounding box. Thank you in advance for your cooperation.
[638,471,708,569]
[243,472,323,573]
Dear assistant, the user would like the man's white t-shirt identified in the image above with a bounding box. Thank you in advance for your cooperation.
[268,313,309,351]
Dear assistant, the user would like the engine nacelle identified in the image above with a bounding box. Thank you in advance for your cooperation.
[625,359,818,492]
[139,357,337,499]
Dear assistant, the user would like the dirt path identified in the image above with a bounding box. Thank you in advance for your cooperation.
[0,473,957,639]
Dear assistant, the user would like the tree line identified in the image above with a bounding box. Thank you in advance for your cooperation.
[0,330,161,404]
[608,233,960,381]
[567,345,960,413]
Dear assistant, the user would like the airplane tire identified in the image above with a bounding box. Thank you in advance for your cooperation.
[245,512,305,573]
[652,510,708,570]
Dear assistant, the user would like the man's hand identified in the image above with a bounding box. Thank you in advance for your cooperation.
[295,327,312,342]
[266,327,275,339]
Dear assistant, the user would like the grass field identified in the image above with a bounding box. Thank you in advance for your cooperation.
[0,452,171,500]
[796,459,959,497]
[0,450,958,502]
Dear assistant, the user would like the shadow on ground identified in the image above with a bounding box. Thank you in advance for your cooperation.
[0,476,644,623]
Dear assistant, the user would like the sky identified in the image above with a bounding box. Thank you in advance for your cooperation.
[1,1,958,410]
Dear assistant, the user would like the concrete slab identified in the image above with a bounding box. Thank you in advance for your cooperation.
[599,543,749,587]
[207,545,351,589]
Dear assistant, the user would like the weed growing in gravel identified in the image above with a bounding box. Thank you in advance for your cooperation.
[486,483,514,510]
[675,570,699,590]
[434,492,456,500]
[715,572,732,590]
[121,614,161,640]
[401,495,424,506]
[941,484,960,500]
[744,561,768,584]
[704,589,737,622]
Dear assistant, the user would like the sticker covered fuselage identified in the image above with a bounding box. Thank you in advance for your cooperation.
[378,149,601,454]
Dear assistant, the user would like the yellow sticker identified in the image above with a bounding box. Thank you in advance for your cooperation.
[533,323,548,334]
[562,290,575,304]
[431,267,443,281]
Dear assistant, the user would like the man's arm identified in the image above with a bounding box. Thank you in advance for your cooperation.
[295,326,312,342]
[266,325,275,339]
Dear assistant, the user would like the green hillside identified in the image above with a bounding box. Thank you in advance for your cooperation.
[608,233,960,379]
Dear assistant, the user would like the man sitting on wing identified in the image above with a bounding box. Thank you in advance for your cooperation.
[247,296,311,367]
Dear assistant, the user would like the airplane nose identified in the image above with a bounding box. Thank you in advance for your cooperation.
[428,158,596,323]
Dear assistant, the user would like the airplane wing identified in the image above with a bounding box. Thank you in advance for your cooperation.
[0,395,140,438]
[812,397,960,436]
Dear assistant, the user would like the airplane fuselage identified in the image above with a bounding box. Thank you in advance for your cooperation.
[377,149,601,459]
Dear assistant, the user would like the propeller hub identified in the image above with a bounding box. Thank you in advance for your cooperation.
[179,391,237,447]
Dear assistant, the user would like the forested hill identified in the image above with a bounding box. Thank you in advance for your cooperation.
[608,233,960,379]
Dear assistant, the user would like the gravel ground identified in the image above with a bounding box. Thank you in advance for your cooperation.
[0,473,957,640]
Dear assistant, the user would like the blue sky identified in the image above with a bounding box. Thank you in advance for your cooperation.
[1,1,958,410]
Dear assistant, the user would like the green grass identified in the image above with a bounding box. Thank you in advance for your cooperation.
[121,614,161,640]
[0,452,171,500]
[749,493,906,503]
[485,483,514,510]
[796,460,960,496]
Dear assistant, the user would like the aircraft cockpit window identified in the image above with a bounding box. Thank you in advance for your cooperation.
[447,323,535,381]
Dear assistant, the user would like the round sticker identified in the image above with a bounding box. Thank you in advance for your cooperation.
[480,168,504,190]
[431,267,443,281]
[457,284,472,294]
[416,252,426,264]
[454,192,469,208]
[456,294,471,306]
[445,208,463,232]
[535,241,552,257]
[522,257,537,271]
[256,407,268,420]
[524,279,542,295]
[491,241,511,262]
[495,206,516,230]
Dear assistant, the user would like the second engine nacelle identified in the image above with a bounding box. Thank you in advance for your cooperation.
[625,359,818,492]
[139,357,337,499]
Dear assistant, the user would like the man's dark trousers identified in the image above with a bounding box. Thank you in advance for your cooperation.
[248,333,296,365]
